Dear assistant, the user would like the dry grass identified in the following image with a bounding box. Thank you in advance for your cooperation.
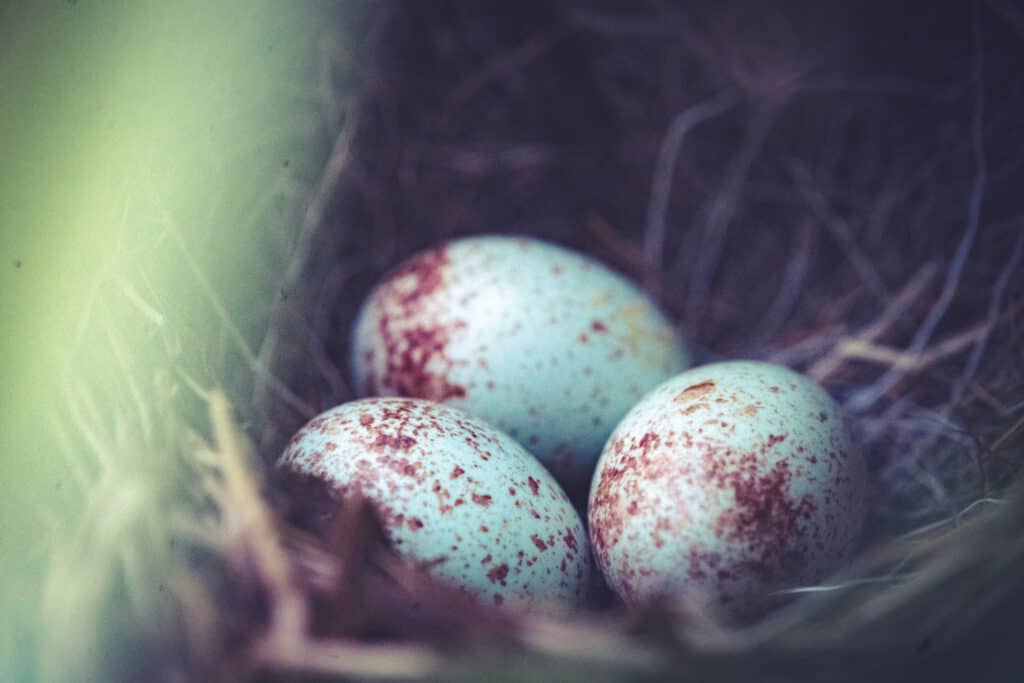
[37,2,1024,681]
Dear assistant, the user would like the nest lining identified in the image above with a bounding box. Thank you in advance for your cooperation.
[39,2,1024,681]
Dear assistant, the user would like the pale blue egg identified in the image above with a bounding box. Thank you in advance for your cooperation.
[279,397,591,611]
[589,361,867,617]
[350,235,688,492]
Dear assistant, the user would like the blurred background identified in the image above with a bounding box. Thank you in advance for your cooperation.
[0,2,345,679]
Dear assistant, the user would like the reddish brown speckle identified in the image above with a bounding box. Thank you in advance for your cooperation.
[712,459,816,580]
[486,564,509,586]
[528,477,540,496]
[591,320,608,333]
[563,529,578,552]
[585,362,864,612]
[638,432,659,452]
[674,381,716,403]
[366,247,469,401]
[359,414,374,427]
[651,517,671,549]
[687,548,708,580]
[284,398,592,609]
[373,433,418,451]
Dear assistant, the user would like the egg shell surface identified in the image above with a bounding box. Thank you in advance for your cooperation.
[350,235,688,492]
[279,397,591,610]
[589,361,866,616]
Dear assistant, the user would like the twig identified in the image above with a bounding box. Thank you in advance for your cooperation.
[949,233,1024,406]
[684,102,781,318]
[807,263,939,382]
[254,639,439,680]
[790,161,890,302]
[202,392,442,679]
[114,276,167,328]
[643,91,738,266]
[989,411,1024,455]
[753,219,814,346]
[832,320,991,372]
[846,15,987,412]
[309,263,354,403]
[443,32,559,114]
[772,574,913,595]
[519,617,662,670]
[587,213,652,276]
[63,382,114,473]
[901,231,1024,482]
[901,497,1009,539]
[988,0,1024,38]
[160,219,314,419]
[207,392,307,648]
[251,107,359,421]
[566,8,672,36]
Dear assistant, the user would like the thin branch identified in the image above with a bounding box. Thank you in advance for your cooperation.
[254,639,439,680]
[207,392,306,649]
[753,219,814,346]
[790,161,890,302]
[443,32,559,114]
[685,102,780,317]
[846,18,987,412]
[643,91,738,266]
[252,109,359,420]
[309,264,354,403]
[950,233,1024,406]
[807,263,939,382]
[161,217,314,419]
[833,321,991,373]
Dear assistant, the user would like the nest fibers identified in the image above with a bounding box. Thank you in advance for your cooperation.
[36,2,1024,682]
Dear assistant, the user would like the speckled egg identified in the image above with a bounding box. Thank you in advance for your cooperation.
[589,361,866,617]
[279,397,591,611]
[350,235,688,492]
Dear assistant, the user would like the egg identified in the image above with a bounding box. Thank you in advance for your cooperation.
[350,235,688,492]
[278,397,591,611]
[588,361,866,617]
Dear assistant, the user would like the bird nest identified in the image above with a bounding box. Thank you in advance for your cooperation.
[38,2,1024,681]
